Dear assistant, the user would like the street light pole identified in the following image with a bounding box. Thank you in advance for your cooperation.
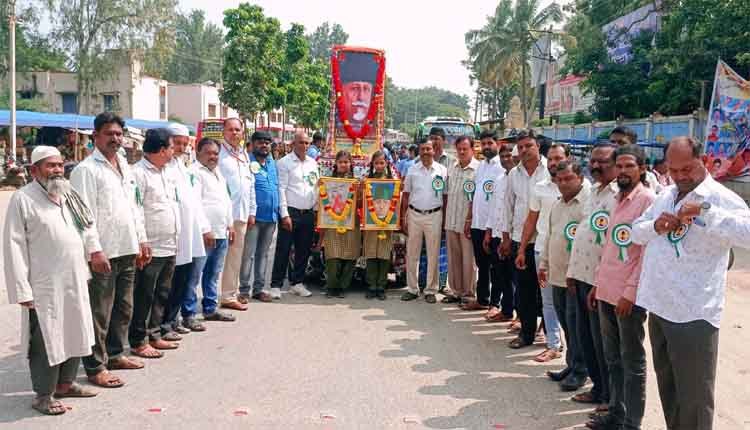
[8,0,16,167]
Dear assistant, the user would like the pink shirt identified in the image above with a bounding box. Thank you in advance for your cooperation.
[595,183,656,306]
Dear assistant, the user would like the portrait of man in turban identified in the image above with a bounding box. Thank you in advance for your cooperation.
[337,52,379,133]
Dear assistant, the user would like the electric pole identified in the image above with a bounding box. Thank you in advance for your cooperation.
[8,0,16,167]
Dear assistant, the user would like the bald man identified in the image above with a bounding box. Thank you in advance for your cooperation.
[270,131,320,297]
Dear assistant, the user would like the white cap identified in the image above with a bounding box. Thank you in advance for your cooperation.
[167,123,190,137]
[31,146,62,164]
[511,145,519,157]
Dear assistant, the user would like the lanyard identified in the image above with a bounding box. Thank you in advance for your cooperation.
[223,143,248,164]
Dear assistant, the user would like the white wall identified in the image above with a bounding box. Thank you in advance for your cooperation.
[168,84,238,130]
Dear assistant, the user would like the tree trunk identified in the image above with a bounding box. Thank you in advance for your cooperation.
[521,55,528,127]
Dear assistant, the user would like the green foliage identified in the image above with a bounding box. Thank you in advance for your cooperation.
[0,1,67,75]
[0,89,50,111]
[385,79,470,132]
[307,22,349,61]
[563,0,750,119]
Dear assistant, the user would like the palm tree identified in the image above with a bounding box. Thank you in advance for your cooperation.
[466,0,563,126]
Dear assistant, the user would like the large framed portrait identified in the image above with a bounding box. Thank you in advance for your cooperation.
[362,178,401,231]
[317,177,358,231]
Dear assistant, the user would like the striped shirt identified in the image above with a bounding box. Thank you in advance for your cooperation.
[445,158,479,232]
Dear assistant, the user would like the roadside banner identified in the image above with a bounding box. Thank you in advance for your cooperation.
[704,60,750,180]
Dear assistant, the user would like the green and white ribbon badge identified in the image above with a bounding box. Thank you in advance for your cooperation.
[250,161,261,174]
[463,180,476,201]
[590,210,610,245]
[482,180,495,201]
[667,223,690,258]
[432,176,446,197]
[305,171,319,187]
[564,221,579,252]
[611,223,633,262]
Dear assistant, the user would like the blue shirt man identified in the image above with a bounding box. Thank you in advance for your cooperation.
[239,131,281,302]
[307,131,324,159]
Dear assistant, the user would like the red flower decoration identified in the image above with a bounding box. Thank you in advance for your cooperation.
[331,48,386,141]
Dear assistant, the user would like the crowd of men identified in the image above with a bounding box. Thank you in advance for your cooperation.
[4,112,749,430]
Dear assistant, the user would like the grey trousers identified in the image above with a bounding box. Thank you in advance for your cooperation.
[82,254,136,376]
[29,309,80,396]
[552,285,587,377]
[649,314,718,430]
[599,301,647,429]
[239,221,277,296]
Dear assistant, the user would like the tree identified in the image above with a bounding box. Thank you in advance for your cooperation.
[0,1,67,75]
[385,81,471,132]
[221,3,283,119]
[165,10,224,84]
[466,0,563,125]
[44,0,177,113]
[307,22,349,61]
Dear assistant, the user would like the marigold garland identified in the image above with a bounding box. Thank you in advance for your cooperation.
[331,49,386,141]
[319,182,356,226]
[365,181,400,228]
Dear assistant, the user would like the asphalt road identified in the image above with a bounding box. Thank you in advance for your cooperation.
[0,190,749,430]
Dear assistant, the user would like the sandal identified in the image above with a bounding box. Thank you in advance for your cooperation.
[441,295,461,304]
[162,331,182,342]
[131,344,164,359]
[87,370,125,388]
[150,339,179,350]
[487,313,512,322]
[107,356,144,370]
[461,301,489,311]
[508,323,521,334]
[533,348,562,363]
[508,337,531,349]
[572,391,600,404]
[54,383,98,398]
[32,395,66,415]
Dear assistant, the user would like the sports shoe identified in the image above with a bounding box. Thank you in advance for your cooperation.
[269,288,282,299]
[289,283,313,297]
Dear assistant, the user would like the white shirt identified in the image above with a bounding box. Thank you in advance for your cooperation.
[645,170,662,194]
[70,148,146,259]
[133,157,181,257]
[218,142,257,223]
[485,171,509,238]
[403,160,448,211]
[528,177,560,253]
[500,157,550,243]
[191,163,234,239]
[168,159,210,265]
[633,176,750,328]
[277,151,319,218]
[471,156,505,230]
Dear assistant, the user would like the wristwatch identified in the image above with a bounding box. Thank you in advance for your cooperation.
[700,201,711,213]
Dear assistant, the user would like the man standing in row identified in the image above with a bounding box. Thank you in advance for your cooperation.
[590,144,655,430]
[442,136,479,304]
[500,129,549,349]
[129,129,181,359]
[608,126,661,193]
[239,131,280,302]
[219,118,256,310]
[271,130,319,297]
[5,146,99,415]
[634,137,750,430]
[71,113,149,387]
[566,143,617,410]
[401,139,447,304]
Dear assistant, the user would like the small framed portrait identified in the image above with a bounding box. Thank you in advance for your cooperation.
[362,178,401,231]
[317,177,358,230]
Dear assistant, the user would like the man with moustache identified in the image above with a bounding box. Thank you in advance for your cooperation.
[588,144,655,430]
[498,144,516,173]
[462,129,508,315]
[633,137,750,430]
[239,131,280,302]
[516,143,573,364]
[71,113,150,387]
[608,127,661,193]
[5,146,99,415]
[566,142,617,411]
[500,129,549,349]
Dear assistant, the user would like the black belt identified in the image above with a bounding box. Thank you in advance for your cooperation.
[409,205,442,215]
[289,207,314,214]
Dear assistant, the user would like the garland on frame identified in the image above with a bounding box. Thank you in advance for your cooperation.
[364,181,400,239]
[330,49,386,141]
[320,182,357,234]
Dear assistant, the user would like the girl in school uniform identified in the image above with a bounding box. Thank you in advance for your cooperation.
[318,151,361,298]
[362,151,396,300]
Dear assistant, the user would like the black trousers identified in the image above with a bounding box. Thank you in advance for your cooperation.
[574,280,610,403]
[271,208,315,288]
[162,261,193,332]
[129,256,176,347]
[511,241,541,344]
[28,310,80,396]
[470,229,512,313]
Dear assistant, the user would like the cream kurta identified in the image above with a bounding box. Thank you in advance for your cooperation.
[4,181,96,366]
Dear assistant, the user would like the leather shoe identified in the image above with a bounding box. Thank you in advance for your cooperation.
[547,368,571,382]
[401,292,419,301]
[252,292,273,303]
[424,294,437,304]
[560,373,588,391]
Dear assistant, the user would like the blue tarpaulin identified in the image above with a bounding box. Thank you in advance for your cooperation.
[0,110,194,133]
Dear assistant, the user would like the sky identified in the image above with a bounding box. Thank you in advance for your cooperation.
[179,0,565,100]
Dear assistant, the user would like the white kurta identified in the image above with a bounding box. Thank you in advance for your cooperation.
[168,159,210,266]
[3,181,96,366]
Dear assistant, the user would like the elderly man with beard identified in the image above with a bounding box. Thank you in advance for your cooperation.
[239,131,280,302]
[71,113,150,388]
[5,146,99,415]
[161,124,211,337]
[588,144,656,430]
[632,137,750,430]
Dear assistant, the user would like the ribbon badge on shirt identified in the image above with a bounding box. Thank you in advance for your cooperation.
[611,223,633,262]
[482,180,494,201]
[305,171,319,187]
[667,223,690,258]
[563,221,578,252]
[432,176,445,197]
[463,180,476,201]
[250,161,261,174]
[590,210,610,245]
